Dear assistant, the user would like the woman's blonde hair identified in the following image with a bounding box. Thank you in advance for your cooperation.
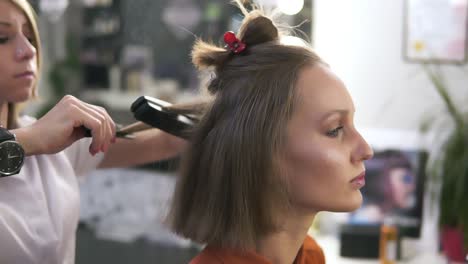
[167,1,322,250]
[5,0,41,128]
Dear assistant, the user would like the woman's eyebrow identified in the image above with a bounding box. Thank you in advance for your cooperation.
[0,21,12,27]
[320,109,349,122]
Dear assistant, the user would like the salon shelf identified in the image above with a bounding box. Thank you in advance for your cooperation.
[83,4,115,10]
[79,90,139,110]
[83,30,120,38]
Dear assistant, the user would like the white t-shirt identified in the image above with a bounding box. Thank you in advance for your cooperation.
[0,116,104,264]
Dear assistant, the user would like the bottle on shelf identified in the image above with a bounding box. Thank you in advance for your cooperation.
[379,217,399,264]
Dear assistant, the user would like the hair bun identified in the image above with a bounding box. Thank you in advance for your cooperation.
[238,12,279,46]
[191,4,281,95]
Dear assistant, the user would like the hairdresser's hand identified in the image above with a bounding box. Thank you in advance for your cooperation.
[15,95,116,156]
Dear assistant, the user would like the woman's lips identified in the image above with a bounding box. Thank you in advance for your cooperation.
[350,171,366,189]
[14,71,35,79]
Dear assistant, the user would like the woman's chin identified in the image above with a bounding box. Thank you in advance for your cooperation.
[295,191,364,213]
[9,89,34,103]
[328,192,363,212]
[347,192,364,211]
[6,97,30,105]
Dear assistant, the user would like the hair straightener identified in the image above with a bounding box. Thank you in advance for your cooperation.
[83,96,195,140]
[129,96,195,139]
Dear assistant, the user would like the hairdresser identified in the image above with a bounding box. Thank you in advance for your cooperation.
[0,1,184,263]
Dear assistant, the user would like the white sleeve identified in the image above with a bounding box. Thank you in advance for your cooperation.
[18,115,104,177]
[63,138,105,177]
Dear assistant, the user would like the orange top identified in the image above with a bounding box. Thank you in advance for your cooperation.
[190,235,325,264]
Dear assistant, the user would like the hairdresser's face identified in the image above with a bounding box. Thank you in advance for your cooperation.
[0,1,37,104]
[282,64,373,214]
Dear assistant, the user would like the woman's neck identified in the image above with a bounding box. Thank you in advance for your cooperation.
[256,210,316,264]
[0,103,8,127]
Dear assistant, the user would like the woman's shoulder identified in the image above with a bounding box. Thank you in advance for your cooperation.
[190,246,271,264]
[189,247,223,264]
[304,235,322,250]
[295,235,326,264]
[190,237,325,264]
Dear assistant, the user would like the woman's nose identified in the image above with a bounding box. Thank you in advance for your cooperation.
[14,35,36,61]
[352,131,374,163]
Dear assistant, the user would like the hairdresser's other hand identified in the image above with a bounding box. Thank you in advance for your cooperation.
[17,95,116,155]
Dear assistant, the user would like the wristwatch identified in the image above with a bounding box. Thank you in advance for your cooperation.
[0,127,25,177]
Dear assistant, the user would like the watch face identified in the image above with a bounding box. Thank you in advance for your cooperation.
[0,141,24,176]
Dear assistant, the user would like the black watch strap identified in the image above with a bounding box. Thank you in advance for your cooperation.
[0,127,15,142]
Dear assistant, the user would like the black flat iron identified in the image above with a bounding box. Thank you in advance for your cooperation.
[130,96,195,139]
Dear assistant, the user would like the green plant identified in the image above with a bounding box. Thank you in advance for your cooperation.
[422,64,468,249]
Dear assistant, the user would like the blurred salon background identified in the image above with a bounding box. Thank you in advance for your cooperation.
[25,0,468,263]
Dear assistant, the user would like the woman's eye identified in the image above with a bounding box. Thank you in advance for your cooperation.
[0,37,9,44]
[326,126,344,138]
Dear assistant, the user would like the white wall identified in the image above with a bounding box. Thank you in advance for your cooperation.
[312,0,468,255]
[313,0,468,132]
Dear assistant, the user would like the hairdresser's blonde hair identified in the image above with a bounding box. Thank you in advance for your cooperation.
[168,1,323,250]
[4,0,41,128]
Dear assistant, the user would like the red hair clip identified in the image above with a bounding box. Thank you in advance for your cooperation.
[223,31,246,54]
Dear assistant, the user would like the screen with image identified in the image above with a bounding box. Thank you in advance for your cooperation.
[348,149,427,237]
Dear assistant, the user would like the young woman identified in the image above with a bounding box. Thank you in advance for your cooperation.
[0,1,184,263]
[168,2,374,263]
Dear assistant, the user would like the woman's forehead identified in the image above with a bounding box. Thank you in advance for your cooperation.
[0,1,29,27]
[295,65,355,118]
